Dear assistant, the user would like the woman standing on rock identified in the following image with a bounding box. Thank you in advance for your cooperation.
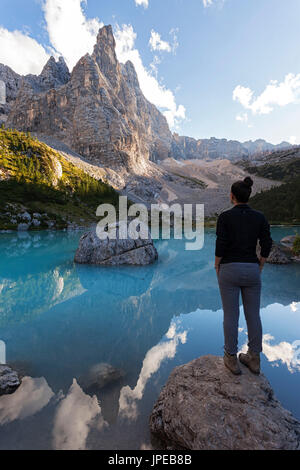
[215,177,272,376]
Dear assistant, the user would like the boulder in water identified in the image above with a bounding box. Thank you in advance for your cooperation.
[0,365,21,396]
[79,363,125,390]
[150,355,300,450]
[74,224,158,266]
[257,241,291,264]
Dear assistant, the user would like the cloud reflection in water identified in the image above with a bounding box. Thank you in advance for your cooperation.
[118,320,187,421]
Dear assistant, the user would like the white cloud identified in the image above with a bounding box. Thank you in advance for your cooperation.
[0,377,54,425]
[149,30,171,52]
[53,379,107,450]
[43,0,103,71]
[233,73,300,115]
[262,334,300,373]
[233,85,253,109]
[236,112,248,123]
[115,24,186,128]
[149,55,162,76]
[203,0,214,6]
[118,321,187,420]
[169,28,179,54]
[289,136,298,146]
[0,27,50,75]
[135,0,149,7]
[240,333,300,373]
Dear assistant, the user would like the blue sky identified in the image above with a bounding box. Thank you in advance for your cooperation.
[1,0,300,144]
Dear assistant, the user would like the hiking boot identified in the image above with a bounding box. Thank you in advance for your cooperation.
[239,349,260,375]
[223,351,242,375]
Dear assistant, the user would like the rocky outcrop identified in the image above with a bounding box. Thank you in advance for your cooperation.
[150,355,300,450]
[74,224,158,265]
[280,235,300,262]
[0,57,70,126]
[6,25,172,174]
[172,134,249,161]
[281,235,296,251]
[257,241,291,264]
[0,64,22,103]
[0,365,21,396]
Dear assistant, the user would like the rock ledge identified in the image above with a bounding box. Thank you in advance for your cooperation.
[149,355,300,450]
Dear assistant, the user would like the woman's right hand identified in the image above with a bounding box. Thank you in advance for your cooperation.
[259,257,266,272]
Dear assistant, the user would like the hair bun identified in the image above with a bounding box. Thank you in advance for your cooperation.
[244,176,253,188]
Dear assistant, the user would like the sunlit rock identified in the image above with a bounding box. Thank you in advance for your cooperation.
[150,355,300,450]
[74,226,158,266]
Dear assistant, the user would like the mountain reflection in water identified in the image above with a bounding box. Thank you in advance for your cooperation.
[0,227,299,449]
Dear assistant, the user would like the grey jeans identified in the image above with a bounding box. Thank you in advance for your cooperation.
[218,262,262,355]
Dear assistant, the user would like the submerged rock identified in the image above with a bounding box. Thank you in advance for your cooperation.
[74,225,158,266]
[0,365,21,396]
[150,355,300,450]
[79,363,125,391]
[17,223,30,232]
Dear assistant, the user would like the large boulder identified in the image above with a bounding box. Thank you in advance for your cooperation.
[74,225,158,266]
[149,355,300,450]
[257,241,291,264]
[0,365,21,396]
[280,235,300,262]
[280,235,296,250]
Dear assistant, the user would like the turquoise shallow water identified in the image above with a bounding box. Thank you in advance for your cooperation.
[0,226,299,450]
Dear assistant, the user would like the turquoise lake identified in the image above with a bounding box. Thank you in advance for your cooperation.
[0,226,299,450]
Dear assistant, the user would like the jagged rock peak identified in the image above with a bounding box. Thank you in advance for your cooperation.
[122,61,140,89]
[92,25,119,87]
[95,25,116,48]
[40,55,70,88]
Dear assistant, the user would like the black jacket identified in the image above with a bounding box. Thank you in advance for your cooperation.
[215,204,273,264]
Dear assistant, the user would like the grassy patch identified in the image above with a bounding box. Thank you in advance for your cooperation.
[0,126,119,229]
[293,234,300,256]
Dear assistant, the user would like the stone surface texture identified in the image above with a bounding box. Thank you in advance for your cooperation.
[0,365,21,396]
[74,225,158,266]
[149,355,300,450]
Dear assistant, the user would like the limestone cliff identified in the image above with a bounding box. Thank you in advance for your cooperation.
[6,25,172,173]
[172,133,293,161]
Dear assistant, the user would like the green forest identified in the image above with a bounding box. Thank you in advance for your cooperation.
[0,127,119,230]
[246,150,300,223]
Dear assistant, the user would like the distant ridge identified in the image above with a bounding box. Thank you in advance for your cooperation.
[171,133,293,162]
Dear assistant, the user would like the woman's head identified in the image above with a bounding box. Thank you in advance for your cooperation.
[231,176,253,203]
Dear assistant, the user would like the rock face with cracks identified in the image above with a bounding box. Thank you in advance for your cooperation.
[149,355,300,450]
[74,225,158,266]
[6,25,172,174]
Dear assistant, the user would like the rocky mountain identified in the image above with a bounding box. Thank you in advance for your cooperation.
[1,24,293,174]
[4,25,172,175]
[172,133,293,161]
[0,24,290,214]
[0,57,70,125]
[242,139,292,155]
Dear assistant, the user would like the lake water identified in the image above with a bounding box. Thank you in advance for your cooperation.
[0,226,300,450]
